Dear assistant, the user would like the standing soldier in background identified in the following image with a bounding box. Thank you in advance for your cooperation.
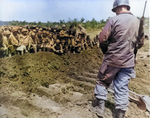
[40,30,49,52]
[52,39,63,55]
[59,24,70,53]
[74,37,82,53]
[30,31,38,53]
[17,28,32,55]
[52,25,58,44]
[8,27,20,55]
[89,0,144,118]
[47,30,55,52]
[36,30,43,51]
[1,31,11,57]
[68,24,76,54]
[86,35,93,48]
[77,24,87,50]
[0,29,7,57]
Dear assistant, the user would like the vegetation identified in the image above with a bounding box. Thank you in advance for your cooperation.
[0,17,109,30]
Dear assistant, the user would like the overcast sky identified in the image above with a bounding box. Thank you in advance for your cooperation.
[0,0,149,23]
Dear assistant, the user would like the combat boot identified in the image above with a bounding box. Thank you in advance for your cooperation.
[114,109,125,118]
[89,99,105,118]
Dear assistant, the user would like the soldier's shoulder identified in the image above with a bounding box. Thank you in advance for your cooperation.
[2,36,7,41]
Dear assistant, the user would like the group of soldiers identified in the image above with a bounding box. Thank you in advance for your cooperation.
[0,24,99,57]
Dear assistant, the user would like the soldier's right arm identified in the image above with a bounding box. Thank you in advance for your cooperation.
[9,34,18,46]
[2,36,8,49]
[18,35,22,46]
[81,28,86,34]
[60,44,63,53]
[51,43,56,52]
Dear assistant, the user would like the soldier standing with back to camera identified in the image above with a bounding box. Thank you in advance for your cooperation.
[89,0,144,118]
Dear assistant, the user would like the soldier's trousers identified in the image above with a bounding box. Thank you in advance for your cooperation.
[94,62,136,111]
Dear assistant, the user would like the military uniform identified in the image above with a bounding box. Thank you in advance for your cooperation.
[90,1,144,118]
[86,35,93,48]
[40,30,50,51]
[36,31,43,51]
[51,28,58,44]
[17,28,32,54]
[59,24,70,53]
[74,38,82,53]
[30,32,38,53]
[47,31,54,51]
[77,24,87,50]
[9,28,20,54]
[1,31,11,57]
[68,24,76,53]
[0,31,7,57]
[51,39,63,54]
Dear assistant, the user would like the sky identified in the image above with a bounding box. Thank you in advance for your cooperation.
[0,0,149,23]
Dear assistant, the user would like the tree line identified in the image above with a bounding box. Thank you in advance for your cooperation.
[0,17,109,30]
[1,17,148,30]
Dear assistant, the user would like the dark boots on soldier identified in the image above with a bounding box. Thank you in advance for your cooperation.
[89,98,105,118]
[114,109,125,118]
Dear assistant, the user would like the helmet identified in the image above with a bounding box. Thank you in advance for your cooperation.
[22,28,28,32]
[4,31,11,35]
[112,0,130,12]
[62,24,66,28]
[78,24,82,28]
[31,32,35,36]
[38,31,42,34]
[33,29,37,32]
[43,30,47,34]
[56,39,60,43]
[12,28,18,32]
[55,25,58,28]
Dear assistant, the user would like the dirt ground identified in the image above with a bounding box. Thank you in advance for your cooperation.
[0,29,150,117]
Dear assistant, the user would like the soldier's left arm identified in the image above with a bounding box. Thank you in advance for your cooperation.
[81,28,86,34]
[99,20,112,43]
[28,36,32,50]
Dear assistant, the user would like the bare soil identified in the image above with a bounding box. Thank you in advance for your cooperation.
[0,33,150,118]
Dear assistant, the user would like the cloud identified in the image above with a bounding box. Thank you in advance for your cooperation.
[0,0,149,22]
[130,0,149,18]
[0,0,46,22]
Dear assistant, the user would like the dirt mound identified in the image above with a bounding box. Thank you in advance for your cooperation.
[0,41,150,118]
[0,47,102,92]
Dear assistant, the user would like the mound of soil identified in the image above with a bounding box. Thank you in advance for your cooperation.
[0,40,149,118]
[0,47,102,92]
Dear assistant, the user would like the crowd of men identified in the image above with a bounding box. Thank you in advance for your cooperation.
[0,24,99,57]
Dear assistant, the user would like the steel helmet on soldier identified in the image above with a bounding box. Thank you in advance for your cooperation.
[112,0,130,12]
[22,28,28,32]
[4,31,11,35]
[62,24,66,28]
[12,27,18,32]
[56,39,60,43]
[31,32,35,36]
[78,24,82,28]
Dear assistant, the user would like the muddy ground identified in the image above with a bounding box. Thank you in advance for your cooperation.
[0,31,150,117]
